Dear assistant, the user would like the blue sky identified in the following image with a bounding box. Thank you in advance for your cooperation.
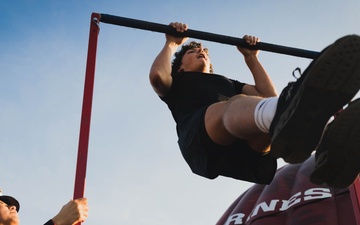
[1,1,359,224]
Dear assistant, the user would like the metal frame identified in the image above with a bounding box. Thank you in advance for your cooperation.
[73,12,360,224]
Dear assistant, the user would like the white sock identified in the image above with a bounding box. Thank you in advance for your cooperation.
[254,97,278,133]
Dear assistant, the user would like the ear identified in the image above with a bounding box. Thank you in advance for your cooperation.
[9,205,17,212]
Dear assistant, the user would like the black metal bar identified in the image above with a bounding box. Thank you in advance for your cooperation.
[99,13,319,59]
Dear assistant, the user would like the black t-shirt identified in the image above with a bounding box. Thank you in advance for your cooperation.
[160,71,246,147]
[161,71,246,124]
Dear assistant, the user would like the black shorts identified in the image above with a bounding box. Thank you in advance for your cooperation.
[178,107,277,184]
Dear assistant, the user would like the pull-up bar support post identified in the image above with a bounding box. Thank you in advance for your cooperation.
[72,13,100,225]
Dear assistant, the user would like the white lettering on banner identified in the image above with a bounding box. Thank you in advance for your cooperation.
[250,200,280,217]
[304,188,332,201]
[224,213,246,225]
[279,192,301,211]
[223,188,332,225]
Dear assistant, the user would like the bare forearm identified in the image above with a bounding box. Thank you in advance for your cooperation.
[149,41,180,96]
[150,41,178,80]
[245,55,277,97]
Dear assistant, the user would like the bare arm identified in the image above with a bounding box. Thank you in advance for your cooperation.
[238,35,278,97]
[149,22,188,97]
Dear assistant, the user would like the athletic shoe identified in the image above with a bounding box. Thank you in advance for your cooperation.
[310,99,360,188]
[270,35,360,163]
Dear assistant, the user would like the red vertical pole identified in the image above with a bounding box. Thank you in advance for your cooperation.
[73,13,100,223]
[350,175,360,225]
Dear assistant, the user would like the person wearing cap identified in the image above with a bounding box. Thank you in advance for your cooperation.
[0,195,19,225]
[0,195,88,225]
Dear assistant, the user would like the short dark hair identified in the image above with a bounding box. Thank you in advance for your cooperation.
[171,41,213,75]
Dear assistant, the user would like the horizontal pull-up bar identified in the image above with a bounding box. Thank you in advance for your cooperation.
[99,13,320,59]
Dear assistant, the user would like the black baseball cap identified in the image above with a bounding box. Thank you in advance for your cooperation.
[0,195,20,212]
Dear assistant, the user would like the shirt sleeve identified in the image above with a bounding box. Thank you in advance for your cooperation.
[231,79,247,94]
[44,219,55,225]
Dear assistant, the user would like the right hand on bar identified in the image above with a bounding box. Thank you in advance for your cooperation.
[237,35,260,57]
[166,22,189,45]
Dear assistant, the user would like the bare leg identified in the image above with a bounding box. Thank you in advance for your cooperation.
[204,94,270,153]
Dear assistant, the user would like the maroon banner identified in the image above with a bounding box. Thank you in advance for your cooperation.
[217,155,357,225]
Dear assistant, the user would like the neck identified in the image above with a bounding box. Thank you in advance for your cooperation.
[0,218,19,225]
[0,222,17,225]
[182,68,210,74]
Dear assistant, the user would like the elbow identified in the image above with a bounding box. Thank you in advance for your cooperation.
[149,72,161,88]
[149,72,170,97]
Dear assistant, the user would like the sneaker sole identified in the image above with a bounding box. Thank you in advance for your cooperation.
[310,100,360,188]
[271,35,360,163]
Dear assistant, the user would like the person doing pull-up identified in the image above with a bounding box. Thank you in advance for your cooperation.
[149,22,360,186]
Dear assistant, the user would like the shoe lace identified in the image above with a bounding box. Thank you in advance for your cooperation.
[281,67,303,101]
[292,67,302,80]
